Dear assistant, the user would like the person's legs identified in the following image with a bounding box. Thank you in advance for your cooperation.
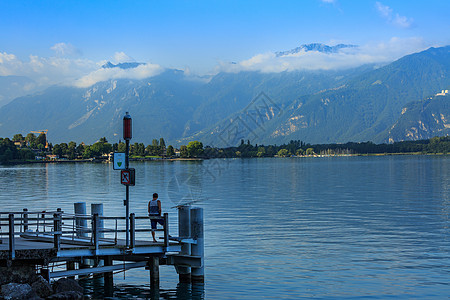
[151,219,157,242]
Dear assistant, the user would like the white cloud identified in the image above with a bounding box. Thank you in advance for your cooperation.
[0,51,96,86]
[217,37,429,74]
[375,2,413,29]
[375,2,391,18]
[321,0,336,3]
[0,47,164,88]
[51,42,82,57]
[114,52,134,63]
[74,63,164,88]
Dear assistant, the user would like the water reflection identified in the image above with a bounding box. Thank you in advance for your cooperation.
[79,277,205,299]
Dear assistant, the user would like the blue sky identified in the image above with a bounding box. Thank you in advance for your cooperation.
[0,0,449,87]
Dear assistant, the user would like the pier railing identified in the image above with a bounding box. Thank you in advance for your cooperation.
[0,209,170,259]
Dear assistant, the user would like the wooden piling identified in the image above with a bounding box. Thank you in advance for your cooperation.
[149,256,160,287]
[66,261,76,280]
[103,256,114,297]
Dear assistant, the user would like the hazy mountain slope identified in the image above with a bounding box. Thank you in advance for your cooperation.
[181,46,450,146]
[183,66,373,139]
[262,46,450,144]
[383,92,450,142]
[0,75,38,107]
[0,70,204,144]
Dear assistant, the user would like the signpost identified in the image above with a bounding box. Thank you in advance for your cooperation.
[112,112,133,247]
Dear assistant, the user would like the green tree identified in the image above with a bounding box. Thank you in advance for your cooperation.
[159,138,166,148]
[0,138,18,162]
[187,141,203,158]
[82,146,94,159]
[166,145,175,157]
[180,145,188,158]
[257,147,266,157]
[277,149,290,157]
[306,148,315,156]
[76,144,85,157]
[12,134,24,142]
[118,142,126,153]
[67,141,77,159]
[37,133,46,147]
[52,144,63,156]
[296,148,304,156]
[25,133,37,148]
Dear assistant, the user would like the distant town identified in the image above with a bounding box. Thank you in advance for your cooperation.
[0,131,449,164]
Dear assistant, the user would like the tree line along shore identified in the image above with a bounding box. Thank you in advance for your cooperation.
[0,132,449,164]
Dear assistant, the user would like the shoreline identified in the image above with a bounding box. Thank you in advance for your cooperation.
[1,152,447,166]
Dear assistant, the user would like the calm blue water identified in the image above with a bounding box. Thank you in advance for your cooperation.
[0,156,449,299]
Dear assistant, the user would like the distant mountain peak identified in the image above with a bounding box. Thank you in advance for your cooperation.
[102,61,144,69]
[276,43,357,57]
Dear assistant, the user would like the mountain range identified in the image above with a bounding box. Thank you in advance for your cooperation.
[0,44,449,146]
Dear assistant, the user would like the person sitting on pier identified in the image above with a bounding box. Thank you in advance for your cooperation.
[148,193,164,242]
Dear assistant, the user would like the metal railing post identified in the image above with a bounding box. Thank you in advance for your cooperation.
[9,214,15,260]
[163,213,169,249]
[130,213,135,248]
[93,213,99,250]
[23,208,28,232]
[41,211,46,232]
[53,213,61,251]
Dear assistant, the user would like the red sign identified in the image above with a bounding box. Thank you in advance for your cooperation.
[121,169,135,186]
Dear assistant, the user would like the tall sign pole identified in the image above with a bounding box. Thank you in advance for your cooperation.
[123,112,132,247]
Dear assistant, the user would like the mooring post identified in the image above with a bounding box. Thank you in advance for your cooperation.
[66,261,76,280]
[190,207,204,283]
[8,214,15,260]
[130,213,135,248]
[22,208,28,232]
[177,205,191,283]
[74,202,88,238]
[91,203,104,238]
[149,256,160,287]
[53,213,61,251]
[103,256,114,297]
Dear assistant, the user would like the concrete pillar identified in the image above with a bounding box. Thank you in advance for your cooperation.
[91,203,104,238]
[177,206,191,283]
[74,202,87,238]
[190,207,204,283]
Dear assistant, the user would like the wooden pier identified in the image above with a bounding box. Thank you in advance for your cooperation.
[0,203,204,293]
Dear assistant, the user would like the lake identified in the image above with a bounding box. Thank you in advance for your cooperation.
[0,155,449,299]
